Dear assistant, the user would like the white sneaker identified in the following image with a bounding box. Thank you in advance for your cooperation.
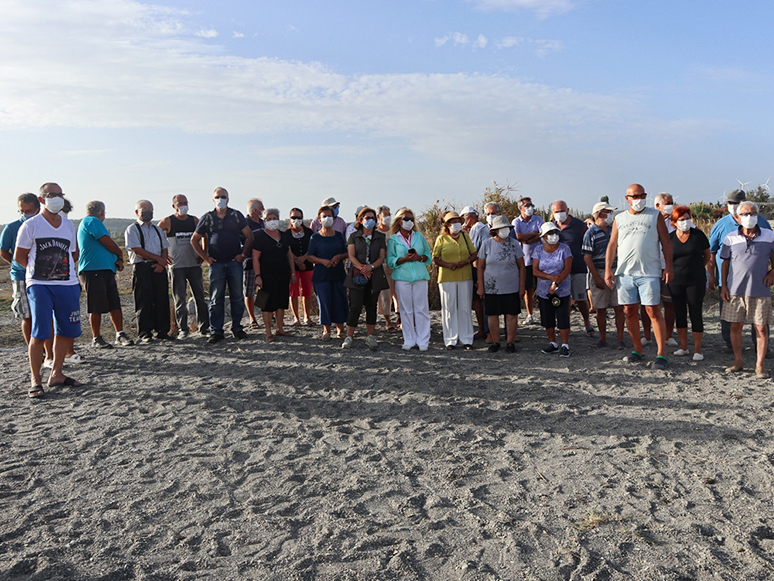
[341,336,353,349]
[525,314,534,325]
[177,330,189,340]
[402,344,413,351]
[673,348,689,357]
[692,353,704,361]
[365,335,378,351]
[667,337,679,347]
[418,345,429,352]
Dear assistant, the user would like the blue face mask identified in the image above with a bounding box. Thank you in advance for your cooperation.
[20,213,35,222]
[333,206,339,217]
[363,218,376,230]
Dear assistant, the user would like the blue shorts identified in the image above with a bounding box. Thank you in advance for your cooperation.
[615,275,661,307]
[27,284,82,340]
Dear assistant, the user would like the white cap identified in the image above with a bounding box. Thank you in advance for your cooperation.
[460,205,477,216]
[539,222,560,237]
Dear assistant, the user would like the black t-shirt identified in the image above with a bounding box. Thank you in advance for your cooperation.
[669,228,710,286]
[556,216,588,274]
[288,226,314,271]
[195,208,248,263]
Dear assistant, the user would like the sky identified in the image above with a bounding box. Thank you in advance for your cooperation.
[1,0,772,224]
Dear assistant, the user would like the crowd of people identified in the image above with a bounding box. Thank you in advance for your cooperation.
[2,182,774,398]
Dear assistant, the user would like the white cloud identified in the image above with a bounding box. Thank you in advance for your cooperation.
[497,36,524,48]
[434,34,451,47]
[195,28,218,38]
[496,36,563,55]
[474,34,488,48]
[232,31,244,39]
[0,0,701,168]
[466,0,576,18]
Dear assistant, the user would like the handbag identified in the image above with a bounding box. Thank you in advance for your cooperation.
[255,289,270,310]
[352,267,369,286]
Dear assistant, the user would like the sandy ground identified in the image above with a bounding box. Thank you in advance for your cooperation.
[2,294,774,581]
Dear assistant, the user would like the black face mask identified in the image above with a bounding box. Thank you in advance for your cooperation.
[140,210,153,222]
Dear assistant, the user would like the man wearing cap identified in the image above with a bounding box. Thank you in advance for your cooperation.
[512,196,543,325]
[345,205,367,242]
[551,200,593,335]
[709,189,772,352]
[311,197,347,235]
[582,202,625,348]
[461,206,488,338]
[605,184,673,369]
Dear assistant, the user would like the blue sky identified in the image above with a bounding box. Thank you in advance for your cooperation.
[1,0,772,224]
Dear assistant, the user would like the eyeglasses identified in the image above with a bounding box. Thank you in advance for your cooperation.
[739,212,758,217]
[626,193,647,200]
[214,196,228,199]
[41,192,64,198]
[290,215,303,220]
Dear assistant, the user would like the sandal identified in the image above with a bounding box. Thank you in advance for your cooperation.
[28,385,45,399]
[387,326,398,333]
[305,319,315,326]
[275,330,292,337]
[266,334,275,342]
[250,321,260,330]
[292,320,301,327]
[321,332,331,341]
[725,364,743,373]
[48,376,82,388]
[586,327,596,337]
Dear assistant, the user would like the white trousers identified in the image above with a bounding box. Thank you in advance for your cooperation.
[394,280,431,348]
[439,280,474,346]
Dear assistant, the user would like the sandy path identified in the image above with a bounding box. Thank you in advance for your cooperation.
[2,308,774,580]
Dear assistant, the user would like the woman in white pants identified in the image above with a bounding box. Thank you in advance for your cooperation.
[432,211,477,349]
[386,208,433,351]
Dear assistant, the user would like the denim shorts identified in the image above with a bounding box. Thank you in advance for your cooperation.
[616,275,661,306]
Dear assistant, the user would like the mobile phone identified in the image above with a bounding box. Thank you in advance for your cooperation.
[407,248,417,254]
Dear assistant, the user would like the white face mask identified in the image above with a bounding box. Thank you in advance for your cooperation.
[631,199,646,212]
[215,198,228,210]
[177,205,189,216]
[486,214,496,226]
[740,214,757,229]
[661,204,674,216]
[605,213,615,225]
[553,211,567,223]
[321,216,334,228]
[498,227,511,239]
[290,218,303,228]
[450,222,463,234]
[728,203,739,216]
[381,215,392,227]
[545,233,560,245]
[44,196,65,214]
[524,206,535,217]
[402,219,414,231]
[265,220,280,231]
[676,219,692,232]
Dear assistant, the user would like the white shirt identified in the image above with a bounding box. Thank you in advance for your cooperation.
[16,213,79,286]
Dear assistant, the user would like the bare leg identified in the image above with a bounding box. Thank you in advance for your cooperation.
[488,315,500,344]
[89,313,101,339]
[755,324,768,373]
[262,310,274,338]
[48,336,75,386]
[108,309,125,334]
[596,307,607,343]
[290,296,301,323]
[693,331,703,355]
[275,309,286,333]
[625,304,643,353]
[729,322,744,369]
[613,306,625,343]
[525,287,535,317]
[676,327,688,351]
[505,314,517,344]
[366,323,376,336]
[21,318,32,345]
[577,300,591,329]
[559,328,570,345]
[28,337,46,387]
[664,301,675,339]
[644,304,667,357]
[546,327,556,344]
[246,296,257,324]
[640,305,652,340]
[303,298,313,322]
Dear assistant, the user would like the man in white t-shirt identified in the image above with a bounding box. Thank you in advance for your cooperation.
[14,182,83,398]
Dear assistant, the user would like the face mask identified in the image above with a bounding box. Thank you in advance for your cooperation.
[486,214,496,226]
[215,198,228,210]
[546,233,559,245]
[332,206,339,217]
[553,211,567,223]
[265,220,279,231]
[402,219,414,230]
[631,199,646,212]
[381,215,392,227]
[321,216,334,228]
[450,223,463,234]
[498,227,511,239]
[177,205,189,216]
[44,197,65,214]
[662,204,673,216]
[140,210,153,222]
[605,213,615,225]
[290,218,303,228]
[741,215,757,229]
[20,212,35,222]
[524,206,535,217]
[363,218,376,230]
[676,219,692,232]
[728,203,739,216]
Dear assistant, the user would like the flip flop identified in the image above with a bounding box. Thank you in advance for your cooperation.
[48,376,82,388]
[387,326,398,333]
[266,334,275,342]
[28,385,45,399]
[275,330,292,337]
[292,320,302,327]
[250,321,260,330]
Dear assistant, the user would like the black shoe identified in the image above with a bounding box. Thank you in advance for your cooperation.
[233,329,248,340]
[488,342,501,353]
[541,343,559,354]
[92,335,114,349]
[208,333,225,344]
[156,333,175,341]
[505,342,516,353]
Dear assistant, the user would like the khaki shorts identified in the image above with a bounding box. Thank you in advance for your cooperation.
[587,268,619,309]
[722,295,772,326]
[11,280,31,319]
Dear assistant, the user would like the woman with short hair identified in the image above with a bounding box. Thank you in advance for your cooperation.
[433,211,477,350]
[252,208,296,341]
[667,205,711,360]
[342,207,389,350]
[307,206,349,341]
[386,208,433,351]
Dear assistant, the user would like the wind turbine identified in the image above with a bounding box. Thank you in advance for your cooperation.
[737,179,751,191]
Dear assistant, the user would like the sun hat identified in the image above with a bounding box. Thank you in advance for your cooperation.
[489,215,513,230]
[321,196,340,207]
[443,211,461,223]
[540,222,560,237]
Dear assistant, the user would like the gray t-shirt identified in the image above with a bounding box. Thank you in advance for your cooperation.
[478,236,524,295]
[720,227,774,297]
[614,207,662,277]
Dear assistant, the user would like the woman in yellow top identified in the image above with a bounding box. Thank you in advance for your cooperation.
[432,211,478,350]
